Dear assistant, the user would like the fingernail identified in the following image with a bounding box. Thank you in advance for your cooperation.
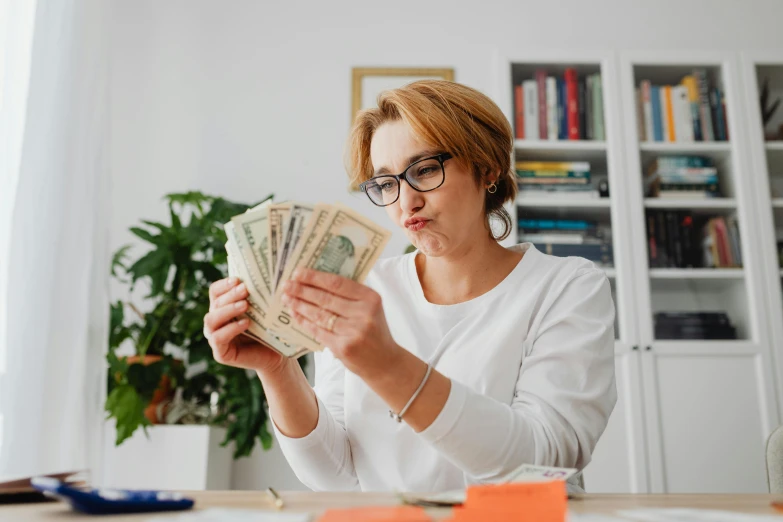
[293,267,303,279]
[283,280,292,292]
[228,277,238,285]
[281,294,291,305]
[236,283,246,294]
[235,300,246,310]
[239,318,249,327]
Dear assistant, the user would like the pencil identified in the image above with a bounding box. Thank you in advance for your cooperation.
[267,487,284,509]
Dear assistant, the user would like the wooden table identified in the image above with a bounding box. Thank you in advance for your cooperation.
[3,491,782,520]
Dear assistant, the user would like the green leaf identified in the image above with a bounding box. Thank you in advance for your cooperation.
[127,248,170,286]
[110,245,132,278]
[105,384,150,446]
[130,226,163,246]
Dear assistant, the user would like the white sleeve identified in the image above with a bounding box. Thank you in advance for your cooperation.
[272,348,360,491]
[417,268,617,483]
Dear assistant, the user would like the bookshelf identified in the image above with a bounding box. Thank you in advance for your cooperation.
[740,51,783,442]
[497,50,781,495]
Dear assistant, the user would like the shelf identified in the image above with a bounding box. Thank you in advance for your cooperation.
[649,268,744,279]
[649,340,757,355]
[772,198,783,208]
[604,267,616,279]
[517,198,611,208]
[644,198,736,211]
[514,140,607,162]
[639,141,731,153]
[765,142,783,151]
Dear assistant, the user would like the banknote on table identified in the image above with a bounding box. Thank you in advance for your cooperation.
[222,200,390,357]
[267,203,392,352]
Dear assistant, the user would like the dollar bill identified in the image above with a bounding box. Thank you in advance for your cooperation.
[267,203,291,288]
[273,203,314,291]
[230,209,273,303]
[224,222,305,358]
[267,203,391,351]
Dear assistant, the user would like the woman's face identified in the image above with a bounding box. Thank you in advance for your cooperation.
[369,120,488,257]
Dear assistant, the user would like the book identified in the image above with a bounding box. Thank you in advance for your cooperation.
[693,68,715,142]
[650,85,663,141]
[565,68,579,140]
[536,69,548,139]
[515,161,590,172]
[641,81,653,141]
[593,74,605,140]
[546,77,558,141]
[514,84,525,139]
[523,80,538,140]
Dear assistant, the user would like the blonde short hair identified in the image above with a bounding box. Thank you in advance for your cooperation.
[346,80,516,241]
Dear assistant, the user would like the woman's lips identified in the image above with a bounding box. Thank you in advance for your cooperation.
[405,218,429,232]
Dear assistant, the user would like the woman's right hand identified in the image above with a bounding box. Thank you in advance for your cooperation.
[204,277,287,375]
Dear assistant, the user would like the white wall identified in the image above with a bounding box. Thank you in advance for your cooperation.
[108,0,783,491]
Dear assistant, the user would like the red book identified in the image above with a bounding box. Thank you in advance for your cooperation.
[536,69,548,139]
[514,84,525,139]
[565,68,579,140]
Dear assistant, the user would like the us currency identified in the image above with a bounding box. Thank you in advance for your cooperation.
[224,222,306,358]
[267,203,391,351]
[230,209,273,303]
[267,202,291,286]
[273,202,314,291]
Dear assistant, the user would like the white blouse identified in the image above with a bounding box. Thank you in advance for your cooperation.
[273,243,616,492]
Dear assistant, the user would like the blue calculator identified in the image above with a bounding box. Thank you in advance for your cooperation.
[31,477,195,515]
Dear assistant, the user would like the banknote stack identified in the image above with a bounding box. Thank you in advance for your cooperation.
[223,201,391,358]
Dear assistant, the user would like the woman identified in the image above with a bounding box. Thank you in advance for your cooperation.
[203,80,616,493]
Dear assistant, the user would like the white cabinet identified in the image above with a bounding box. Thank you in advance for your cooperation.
[497,49,782,493]
[640,346,772,493]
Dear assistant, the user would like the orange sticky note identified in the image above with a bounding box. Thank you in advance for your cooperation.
[317,505,432,522]
[462,480,567,522]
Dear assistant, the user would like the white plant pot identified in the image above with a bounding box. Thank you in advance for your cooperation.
[102,423,233,491]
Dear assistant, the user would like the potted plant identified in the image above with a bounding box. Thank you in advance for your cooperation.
[106,191,306,488]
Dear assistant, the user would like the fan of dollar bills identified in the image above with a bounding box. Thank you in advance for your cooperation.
[224,201,392,358]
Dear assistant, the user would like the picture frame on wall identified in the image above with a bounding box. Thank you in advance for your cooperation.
[351,67,455,122]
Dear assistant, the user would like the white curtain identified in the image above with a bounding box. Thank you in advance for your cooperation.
[0,0,111,479]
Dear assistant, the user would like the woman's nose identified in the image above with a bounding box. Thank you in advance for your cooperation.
[398,178,424,214]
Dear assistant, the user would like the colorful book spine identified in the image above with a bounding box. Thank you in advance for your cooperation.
[650,85,663,142]
[546,77,558,141]
[641,81,654,141]
[536,69,548,139]
[523,80,538,140]
[711,87,727,141]
[663,86,676,142]
[682,75,703,141]
[558,78,567,140]
[514,85,525,140]
[578,77,587,140]
[694,68,714,142]
[515,161,590,171]
[565,68,579,140]
[593,74,605,140]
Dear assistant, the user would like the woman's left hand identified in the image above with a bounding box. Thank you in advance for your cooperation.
[281,267,401,379]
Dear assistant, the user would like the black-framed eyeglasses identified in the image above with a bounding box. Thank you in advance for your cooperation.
[359,153,452,207]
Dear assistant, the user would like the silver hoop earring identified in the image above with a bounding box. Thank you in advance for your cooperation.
[487,182,497,194]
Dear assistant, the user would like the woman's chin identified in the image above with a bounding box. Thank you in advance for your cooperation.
[409,232,446,257]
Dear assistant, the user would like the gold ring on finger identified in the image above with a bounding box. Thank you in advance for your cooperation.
[325,313,337,333]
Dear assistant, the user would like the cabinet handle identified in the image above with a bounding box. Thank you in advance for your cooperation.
[632,345,639,351]
[645,345,652,351]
